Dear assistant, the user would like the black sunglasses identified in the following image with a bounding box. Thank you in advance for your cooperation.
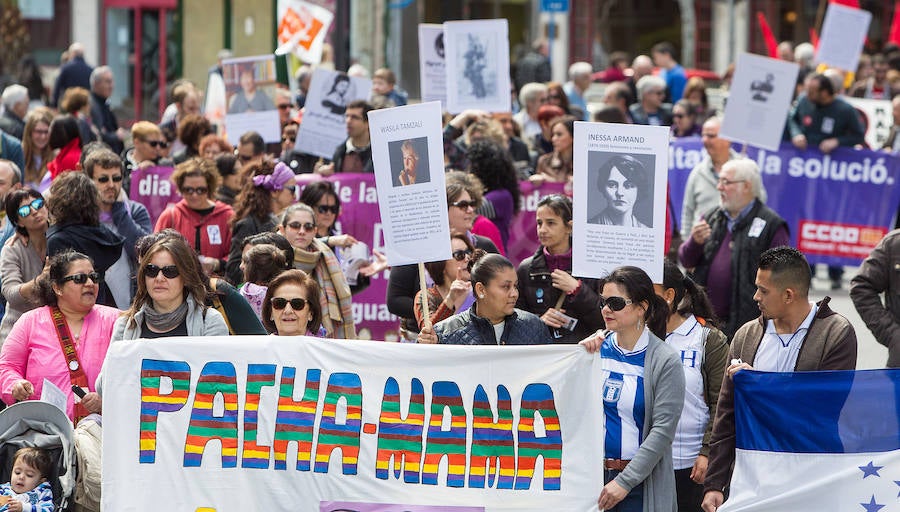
[97,174,123,183]
[16,198,44,219]
[282,136,296,143]
[61,271,101,285]
[451,200,477,210]
[271,297,308,310]
[145,264,180,279]
[284,185,297,194]
[452,249,472,261]
[181,186,208,196]
[286,221,316,231]
[599,295,633,311]
[317,204,340,215]
[147,140,169,148]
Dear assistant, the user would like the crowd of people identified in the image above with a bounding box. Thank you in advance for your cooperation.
[0,33,892,511]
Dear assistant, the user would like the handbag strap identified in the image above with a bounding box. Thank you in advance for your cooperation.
[50,306,90,423]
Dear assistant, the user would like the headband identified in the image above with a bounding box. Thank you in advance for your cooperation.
[252,162,294,191]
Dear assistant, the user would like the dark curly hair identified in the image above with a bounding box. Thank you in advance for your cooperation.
[47,171,100,226]
[232,160,277,227]
[242,244,287,285]
[465,140,521,215]
[177,114,212,150]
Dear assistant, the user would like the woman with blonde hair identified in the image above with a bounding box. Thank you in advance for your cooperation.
[21,108,53,191]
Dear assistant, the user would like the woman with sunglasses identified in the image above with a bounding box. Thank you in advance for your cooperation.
[417,251,552,345]
[111,235,228,342]
[0,189,50,341]
[225,161,297,285]
[155,158,234,276]
[671,100,701,139]
[21,107,53,193]
[581,266,685,512]
[278,203,355,339]
[413,234,475,330]
[261,269,323,336]
[0,250,119,422]
[517,194,604,344]
[125,121,171,177]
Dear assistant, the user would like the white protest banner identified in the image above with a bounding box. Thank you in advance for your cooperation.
[720,53,800,151]
[368,101,451,266]
[223,55,280,145]
[276,0,334,63]
[102,336,604,511]
[297,69,372,159]
[572,122,669,282]
[816,3,872,73]
[845,96,893,150]
[419,24,447,108]
[444,19,511,114]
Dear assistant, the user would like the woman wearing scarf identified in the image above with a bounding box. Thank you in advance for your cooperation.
[278,203,355,339]
[225,160,296,285]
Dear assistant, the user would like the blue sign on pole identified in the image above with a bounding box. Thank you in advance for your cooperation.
[541,0,569,13]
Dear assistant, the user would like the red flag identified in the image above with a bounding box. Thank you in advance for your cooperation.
[810,28,820,49]
[889,0,900,45]
[756,11,778,58]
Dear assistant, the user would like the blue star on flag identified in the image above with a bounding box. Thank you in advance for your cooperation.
[860,496,884,512]
[858,461,883,479]
[895,481,900,498]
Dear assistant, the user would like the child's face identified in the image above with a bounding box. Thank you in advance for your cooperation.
[372,77,391,95]
[10,460,43,494]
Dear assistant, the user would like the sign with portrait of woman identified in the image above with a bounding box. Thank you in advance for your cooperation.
[296,68,372,159]
[572,122,669,282]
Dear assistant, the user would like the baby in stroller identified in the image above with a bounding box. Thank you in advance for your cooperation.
[0,447,53,511]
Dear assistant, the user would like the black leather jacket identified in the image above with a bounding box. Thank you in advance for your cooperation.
[434,306,552,345]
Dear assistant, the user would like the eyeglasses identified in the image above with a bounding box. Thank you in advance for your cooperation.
[180,186,208,196]
[146,140,169,148]
[277,104,292,110]
[271,297,308,310]
[283,185,296,194]
[238,154,254,163]
[144,264,180,279]
[287,221,316,232]
[599,295,633,311]
[317,204,340,215]
[452,249,473,261]
[17,198,44,218]
[61,271,101,285]
[282,136,296,143]
[717,178,746,187]
[97,174,123,184]
[451,200,477,210]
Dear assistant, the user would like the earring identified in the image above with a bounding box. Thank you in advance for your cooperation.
[479,294,485,299]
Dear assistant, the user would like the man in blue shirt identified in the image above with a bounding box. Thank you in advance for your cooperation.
[652,41,687,103]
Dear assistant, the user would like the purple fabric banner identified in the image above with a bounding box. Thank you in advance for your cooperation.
[668,139,900,266]
[129,165,180,226]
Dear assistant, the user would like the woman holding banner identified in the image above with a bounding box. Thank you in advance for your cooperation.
[261,269,323,336]
[516,194,604,344]
[581,265,684,512]
[278,203,355,339]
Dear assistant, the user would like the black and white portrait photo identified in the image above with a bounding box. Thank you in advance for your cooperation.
[321,73,355,115]
[389,137,430,187]
[444,19,510,113]
[587,152,655,228]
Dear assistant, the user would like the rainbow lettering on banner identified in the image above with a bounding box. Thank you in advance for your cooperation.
[469,385,515,489]
[515,383,562,491]
[241,364,276,469]
[422,382,467,487]
[273,367,320,471]
[140,359,191,464]
[184,362,239,468]
[314,373,362,475]
[375,377,425,483]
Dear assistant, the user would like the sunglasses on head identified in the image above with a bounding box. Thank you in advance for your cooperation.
[146,140,169,148]
[271,297,308,310]
[451,200,477,210]
[97,174,123,183]
[287,221,316,232]
[17,198,44,219]
[181,186,208,196]
[599,295,633,312]
[62,271,101,285]
[317,204,339,215]
[145,264,180,279]
[452,249,472,261]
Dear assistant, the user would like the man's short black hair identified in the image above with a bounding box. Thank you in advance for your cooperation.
[651,41,677,59]
[346,100,373,121]
[758,246,811,297]
[239,131,265,155]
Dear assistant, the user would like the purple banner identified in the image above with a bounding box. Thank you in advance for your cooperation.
[669,139,900,266]
[506,181,568,265]
[129,165,180,226]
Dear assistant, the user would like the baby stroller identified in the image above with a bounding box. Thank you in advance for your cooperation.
[0,401,75,511]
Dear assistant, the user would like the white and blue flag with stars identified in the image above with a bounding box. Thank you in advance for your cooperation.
[719,369,900,511]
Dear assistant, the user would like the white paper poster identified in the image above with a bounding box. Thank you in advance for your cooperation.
[368,102,451,266]
[572,122,669,282]
[419,24,447,109]
[102,335,604,511]
[816,3,872,73]
[845,96,893,150]
[222,55,281,145]
[719,53,800,151]
[296,69,372,160]
[444,19,511,114]
[275,0,334,63]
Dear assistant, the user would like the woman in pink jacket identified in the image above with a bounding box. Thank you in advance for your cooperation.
[0,250,119,423]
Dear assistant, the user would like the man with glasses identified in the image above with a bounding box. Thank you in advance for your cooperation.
[679,159,789,338]
[629,75,673,126]
[237,131,266,170]
[84,149,151,308]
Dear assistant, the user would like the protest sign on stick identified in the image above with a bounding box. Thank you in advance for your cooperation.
[275,0,334,63]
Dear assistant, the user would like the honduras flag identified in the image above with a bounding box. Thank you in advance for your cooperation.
[719,369,900,511]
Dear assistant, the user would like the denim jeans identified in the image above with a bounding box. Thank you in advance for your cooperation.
[604,469,644,512]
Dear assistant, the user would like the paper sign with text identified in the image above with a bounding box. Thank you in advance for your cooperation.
[419,24,447,109]
[816,3,872,73]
